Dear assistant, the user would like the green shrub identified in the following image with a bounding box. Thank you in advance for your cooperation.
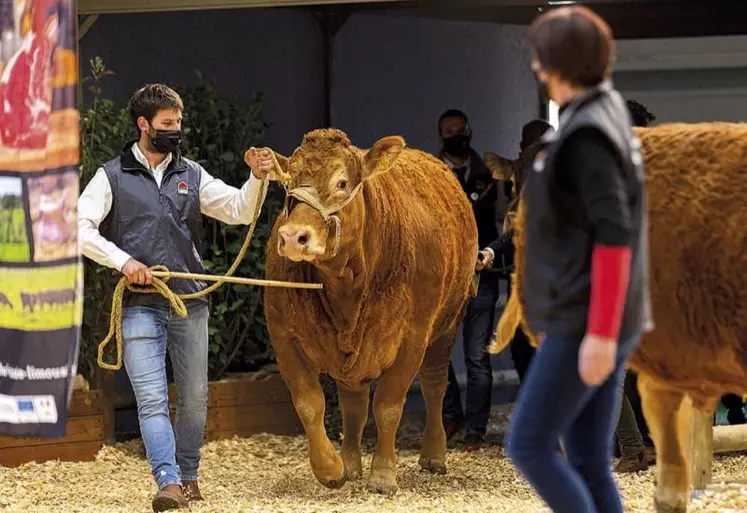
[78,57,282,383]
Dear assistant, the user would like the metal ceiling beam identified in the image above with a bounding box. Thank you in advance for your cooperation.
[418,0,674,6]
[77,0,412,15]
[78,15,100,41]
[366,0,747,39]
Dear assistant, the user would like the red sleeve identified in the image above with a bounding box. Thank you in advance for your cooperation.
[586,245,632,341]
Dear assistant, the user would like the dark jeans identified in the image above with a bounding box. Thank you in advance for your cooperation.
[614,370,645,456]
[442,276,498,436]
[510,326,535,384]
[506,332,640,513]
[621,370,653,446]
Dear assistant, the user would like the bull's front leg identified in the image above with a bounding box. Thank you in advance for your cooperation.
[337,380,371,480]
[367,351,422,496]
[275,342,346,489]
[638,372,689,513]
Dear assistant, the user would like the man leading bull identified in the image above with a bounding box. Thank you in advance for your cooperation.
[78,84,272,512]
[503,6,652,513]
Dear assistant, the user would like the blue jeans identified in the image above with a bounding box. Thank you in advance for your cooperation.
[505,332,640,513]
[122,302,209,490]
[443,276,498,436]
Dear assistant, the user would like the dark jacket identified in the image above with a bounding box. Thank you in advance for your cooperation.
[440,149,507,250]
[487,229,514,282]
[521,81,653,341]
[99,140,208,308]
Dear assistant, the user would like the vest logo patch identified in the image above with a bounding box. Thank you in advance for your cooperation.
[533,150,547,173]
[177,181,188,195]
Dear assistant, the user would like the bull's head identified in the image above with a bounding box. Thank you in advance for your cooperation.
[251,128,404,263]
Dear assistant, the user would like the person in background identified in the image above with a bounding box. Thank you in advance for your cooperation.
[437,109,510,450]
[78,84,272,512]
[501,119,554,385]
[504,6,652,513]
[612,98,657,473]
[721,394,747,425]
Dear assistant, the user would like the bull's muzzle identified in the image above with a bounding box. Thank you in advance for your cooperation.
[278,224,325,262]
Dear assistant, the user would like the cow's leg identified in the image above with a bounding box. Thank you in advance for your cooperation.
[336,380,370,481]
[638,373,689,513]
[417,332,454,475]
[367,352,423,496]
[274,341,345,489]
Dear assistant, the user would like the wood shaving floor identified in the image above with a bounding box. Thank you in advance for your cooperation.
[1,411,745,512]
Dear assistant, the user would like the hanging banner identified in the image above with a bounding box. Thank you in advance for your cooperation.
[0,0,82,438]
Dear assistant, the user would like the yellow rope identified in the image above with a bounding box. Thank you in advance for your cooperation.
[96,161,312,371]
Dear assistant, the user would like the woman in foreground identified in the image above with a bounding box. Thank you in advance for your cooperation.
[504,6,653,513]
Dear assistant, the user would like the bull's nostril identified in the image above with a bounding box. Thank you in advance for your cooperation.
[297,234,308,245]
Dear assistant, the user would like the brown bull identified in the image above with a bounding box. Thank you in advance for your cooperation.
[259,128,478,495]
[487,121,747,513]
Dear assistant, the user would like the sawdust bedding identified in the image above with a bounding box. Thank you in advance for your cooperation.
[1,410,746,513]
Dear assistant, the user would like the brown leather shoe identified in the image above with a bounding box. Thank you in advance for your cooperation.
[464,433,485,452]
[615,451,649,473]
[152,484,189,512]
[182,480,203,502]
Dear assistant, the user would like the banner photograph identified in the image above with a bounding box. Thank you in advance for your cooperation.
[0,0,82,438]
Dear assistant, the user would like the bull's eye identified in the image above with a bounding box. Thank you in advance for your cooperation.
[336,179,349,190]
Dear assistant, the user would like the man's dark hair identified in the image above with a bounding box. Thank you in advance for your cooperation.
[527,5,614,87]
[438,109,469,134]
[127,84,184,133]
[627,100,656,127]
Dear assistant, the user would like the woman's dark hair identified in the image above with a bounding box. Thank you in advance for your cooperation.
[527,6,615,87]
[627,100,656,127]
[127,84,184,133]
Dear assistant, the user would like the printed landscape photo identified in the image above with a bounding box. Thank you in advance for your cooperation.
[0,175,31,262]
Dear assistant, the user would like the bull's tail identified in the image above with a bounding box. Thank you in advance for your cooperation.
[487,292,522,354]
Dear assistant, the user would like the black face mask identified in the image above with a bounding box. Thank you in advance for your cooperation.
[148,125,181,154]
[442,134,471,158]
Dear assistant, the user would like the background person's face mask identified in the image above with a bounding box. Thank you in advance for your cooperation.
[442,134,472,157]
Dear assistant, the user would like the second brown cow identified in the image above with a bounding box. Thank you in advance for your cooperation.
[488,121,747,513]
[259,129,478,495]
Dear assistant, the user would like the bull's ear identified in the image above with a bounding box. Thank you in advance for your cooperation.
[484,152,516,181]
[362,136,405,181]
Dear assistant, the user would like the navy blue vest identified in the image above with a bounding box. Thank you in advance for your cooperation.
[100,141,208,308]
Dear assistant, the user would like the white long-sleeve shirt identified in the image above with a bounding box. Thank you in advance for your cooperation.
[78,143,269,272]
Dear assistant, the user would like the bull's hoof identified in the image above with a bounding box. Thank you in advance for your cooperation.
[318,475,347,490]
[341,448,363,481]
[654,497,687,513]
[311,445,347,490]
[418,456,447,475]
[367,469,398,496]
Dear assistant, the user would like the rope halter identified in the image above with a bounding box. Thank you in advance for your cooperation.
[265,147,390,259]
[277,178,363,259]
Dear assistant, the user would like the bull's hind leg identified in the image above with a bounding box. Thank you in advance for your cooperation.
[274,341,346,489]
[417,332,455,475]
[638,373,689,513]
[367,350,424,496]
[337,381,371,480]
